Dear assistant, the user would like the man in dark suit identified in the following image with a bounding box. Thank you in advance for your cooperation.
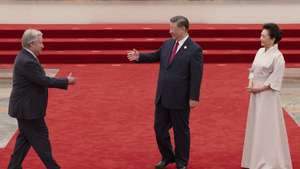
[7,29,76,169]
[127,16,203,169]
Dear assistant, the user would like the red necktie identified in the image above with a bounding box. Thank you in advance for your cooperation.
[168,41,179,64]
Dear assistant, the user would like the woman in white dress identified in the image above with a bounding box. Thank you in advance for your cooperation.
[241,23,293,169]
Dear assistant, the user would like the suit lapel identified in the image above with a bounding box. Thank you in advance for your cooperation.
[22,49,45,74]
[23,49,41,65]
[167,37,191,68]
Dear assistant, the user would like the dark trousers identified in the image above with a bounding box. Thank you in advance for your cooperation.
[154,101,190,167]
[7,118,60,169]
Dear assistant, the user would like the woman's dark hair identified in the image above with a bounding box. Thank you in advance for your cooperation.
[263,23,282,44]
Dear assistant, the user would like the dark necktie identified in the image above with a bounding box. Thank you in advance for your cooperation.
[168,41,179,64]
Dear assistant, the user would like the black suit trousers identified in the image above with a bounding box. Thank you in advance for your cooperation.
[7,118,60,169]
[154,100,190,167]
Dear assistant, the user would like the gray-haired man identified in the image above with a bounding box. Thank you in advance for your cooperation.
[7,29,76,169]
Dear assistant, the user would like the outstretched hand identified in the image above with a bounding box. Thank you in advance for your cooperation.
[67,72,76,85]
[127,49,140,62]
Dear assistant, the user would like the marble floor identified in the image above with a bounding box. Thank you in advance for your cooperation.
[0,68,59,148]
[282,68,300,126]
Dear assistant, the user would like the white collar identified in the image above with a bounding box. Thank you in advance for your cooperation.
[178,34,189,46]
[176,34,189,52]
[264,44,278,53]
[24,48,38,59]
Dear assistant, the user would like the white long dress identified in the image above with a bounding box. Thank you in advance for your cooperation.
[241,44,293,169]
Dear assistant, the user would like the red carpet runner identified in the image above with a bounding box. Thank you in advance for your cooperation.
[0,63,299,169]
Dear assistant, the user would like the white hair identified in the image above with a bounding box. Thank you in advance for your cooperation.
[22,29,43,48]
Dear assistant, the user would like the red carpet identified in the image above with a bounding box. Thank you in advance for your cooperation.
[0,63,299,169]
[1,24,300,63]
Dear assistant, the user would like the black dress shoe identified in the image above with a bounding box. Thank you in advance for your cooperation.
[154,160,174,169]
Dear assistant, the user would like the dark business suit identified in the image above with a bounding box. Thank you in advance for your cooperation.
[7,49,68,169]
[138,37,203,167]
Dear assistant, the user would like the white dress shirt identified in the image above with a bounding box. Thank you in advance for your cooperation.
[176,34,189,53]
[24,48,39,63]
[24,48,38,59]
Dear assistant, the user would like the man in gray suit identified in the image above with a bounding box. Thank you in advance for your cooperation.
[7,29,76,169]
[127,16,203,169]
